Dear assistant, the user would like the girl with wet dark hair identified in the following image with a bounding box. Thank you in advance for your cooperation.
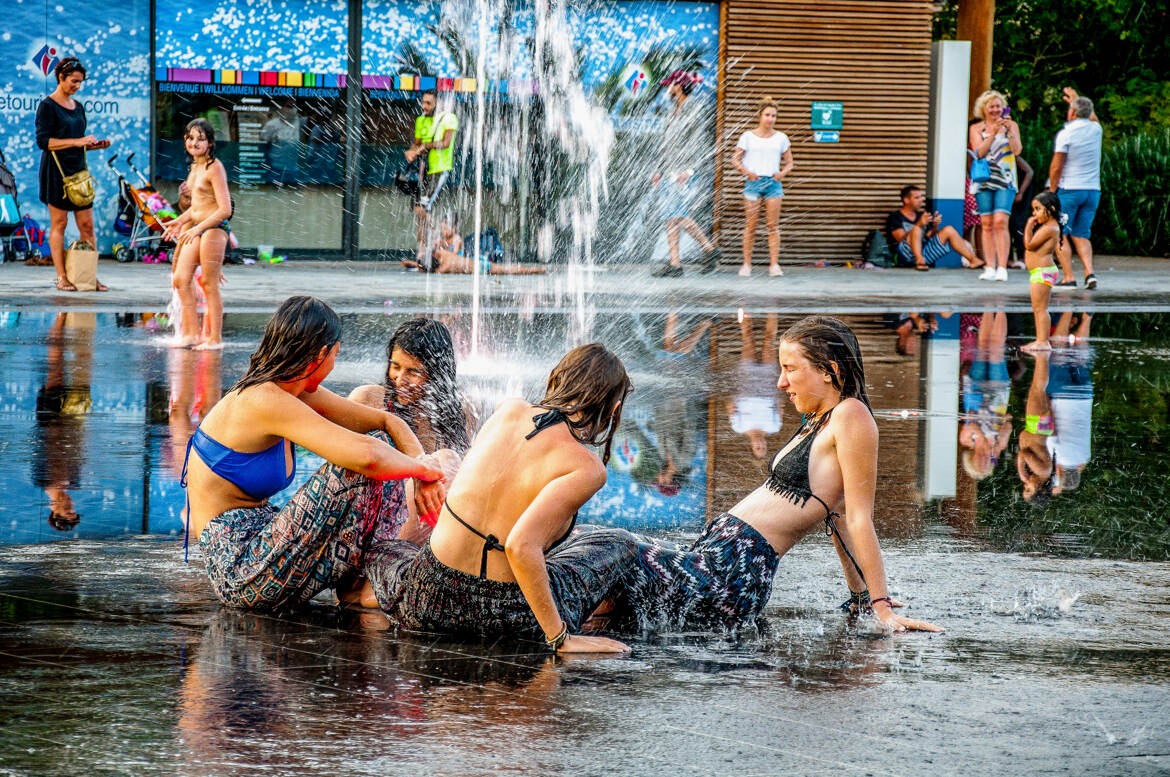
[1021,191,1064,352]
[182,296,444,611]
[363,343,639,653]
[616,316,943,634]
[350,318,471,454]
[35,56,111,292]
[161,118,232,349]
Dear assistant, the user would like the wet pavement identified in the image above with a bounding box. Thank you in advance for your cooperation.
[2,302,1170,775]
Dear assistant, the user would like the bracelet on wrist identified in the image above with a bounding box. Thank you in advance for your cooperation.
[545,622,569,650]
[869,596,894,610]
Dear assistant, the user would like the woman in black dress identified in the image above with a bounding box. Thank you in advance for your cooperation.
[35,57,110,291]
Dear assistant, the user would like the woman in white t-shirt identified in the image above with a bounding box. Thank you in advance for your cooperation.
[732,98,794,277]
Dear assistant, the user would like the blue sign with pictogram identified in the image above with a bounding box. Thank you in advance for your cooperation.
[813,131,839,143]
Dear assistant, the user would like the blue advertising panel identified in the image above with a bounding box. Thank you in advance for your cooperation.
[1,0,151,252]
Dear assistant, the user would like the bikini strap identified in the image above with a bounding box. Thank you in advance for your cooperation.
[181,434,194,564]
[525,407,568,440]
[445,501,504,579]
[809,492,868,591]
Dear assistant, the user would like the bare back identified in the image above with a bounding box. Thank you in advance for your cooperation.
[429,398,604,581]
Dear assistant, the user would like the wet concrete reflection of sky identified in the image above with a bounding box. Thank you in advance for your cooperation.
[1,308,1169,775]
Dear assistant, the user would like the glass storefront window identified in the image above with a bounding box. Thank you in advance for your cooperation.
[155,91,346,252]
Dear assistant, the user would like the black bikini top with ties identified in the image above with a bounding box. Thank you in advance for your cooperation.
[444,407,578,579]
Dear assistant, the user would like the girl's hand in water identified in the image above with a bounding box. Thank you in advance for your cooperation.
[558,634,631,653]
[874,601,944,633]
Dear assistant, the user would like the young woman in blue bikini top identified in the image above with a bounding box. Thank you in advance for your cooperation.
[724,316,943,634]
[181,296,444,558]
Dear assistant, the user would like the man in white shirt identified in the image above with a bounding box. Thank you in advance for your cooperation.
[1048,94,1102,289]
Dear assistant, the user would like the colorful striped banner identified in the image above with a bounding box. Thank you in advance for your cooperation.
[156,66,537,95]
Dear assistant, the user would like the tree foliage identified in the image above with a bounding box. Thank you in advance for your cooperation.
[936,0,1170,256]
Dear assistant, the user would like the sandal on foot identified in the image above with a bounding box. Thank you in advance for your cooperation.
[54,277,77,292]
[96,280,109,292]
[914,263,931,272]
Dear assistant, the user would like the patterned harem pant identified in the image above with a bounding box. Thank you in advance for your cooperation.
[364,527,638,642]
[617,512,780,631]
[198,432,407,611]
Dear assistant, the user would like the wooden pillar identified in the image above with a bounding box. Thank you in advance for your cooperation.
[956,0,995,117]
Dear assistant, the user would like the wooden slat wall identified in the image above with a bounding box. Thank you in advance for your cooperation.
[714,1,936,264]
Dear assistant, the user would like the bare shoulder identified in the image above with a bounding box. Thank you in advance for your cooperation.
[830,399,878,439]
[236,383,299,416]
[493,397,533,419]
[348,383,386,409]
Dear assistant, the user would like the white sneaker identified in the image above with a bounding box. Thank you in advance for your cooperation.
[994,266,1008,282]
[978,267,995,281]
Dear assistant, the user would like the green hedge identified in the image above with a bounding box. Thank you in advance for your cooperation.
[1096,129,1170,257]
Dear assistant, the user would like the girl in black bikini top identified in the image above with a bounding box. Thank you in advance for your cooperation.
[762,406,872,595]
[444,407,578,579]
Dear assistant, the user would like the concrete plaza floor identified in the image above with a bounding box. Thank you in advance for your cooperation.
[1,255,1166,313]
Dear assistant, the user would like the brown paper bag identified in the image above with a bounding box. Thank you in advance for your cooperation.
[65,241,98,291]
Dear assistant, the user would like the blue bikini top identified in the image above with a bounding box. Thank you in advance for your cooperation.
[180,427,295,562]
[185,427,295,500]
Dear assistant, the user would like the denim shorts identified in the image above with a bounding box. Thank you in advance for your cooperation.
[1057,189,1101,239]
[743,176,784,201]
[659,179,695,220]
[974,186,1015,215]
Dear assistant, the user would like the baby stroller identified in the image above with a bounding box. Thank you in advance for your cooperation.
[109,153,177,263]
[0,148,41,264]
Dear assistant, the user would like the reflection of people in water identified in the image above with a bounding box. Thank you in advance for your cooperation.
[616,316,943,634]
[1018,350,1055,505]
[177,609,559,768]
[890,312,937,356]
[629,313,710,494]
[31,313,93,532]
[1047,312,1093,494]
[960,312,1013,480]
[165,347,224,478]
[729,312,782,459]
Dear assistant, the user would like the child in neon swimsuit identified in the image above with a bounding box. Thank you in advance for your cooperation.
[1021,191,1064,352]
[1018,350,1055,505]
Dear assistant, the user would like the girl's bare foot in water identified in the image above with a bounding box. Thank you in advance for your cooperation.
[194,340,224,351]
[338,577,382,610]
[1021,340,1051,353]
[168,335,200,349]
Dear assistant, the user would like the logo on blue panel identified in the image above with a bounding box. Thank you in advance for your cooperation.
[620,64,648,97]
[31,44,60,77]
